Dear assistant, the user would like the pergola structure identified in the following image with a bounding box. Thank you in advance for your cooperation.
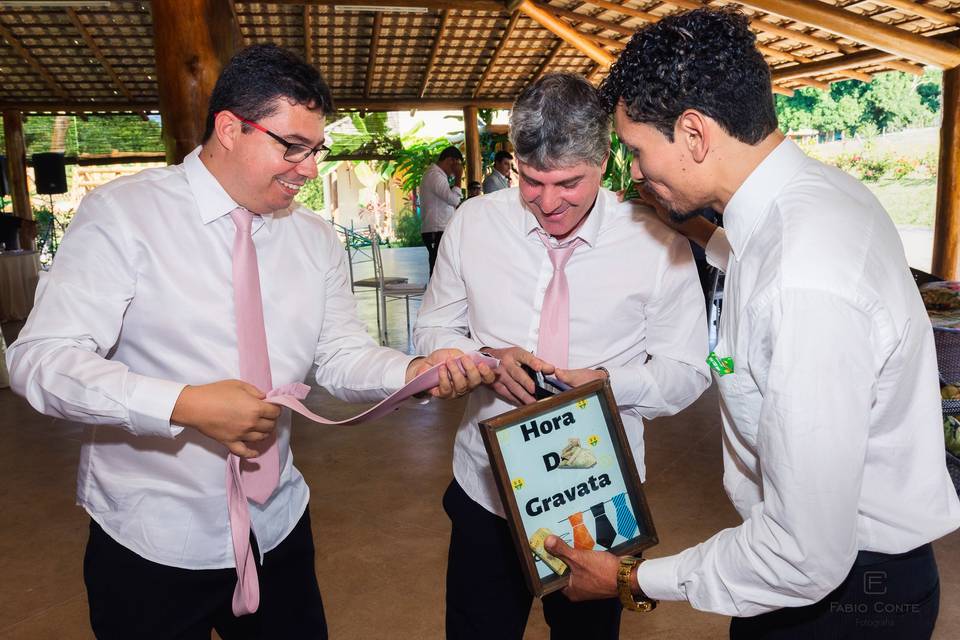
[1,0,959,275]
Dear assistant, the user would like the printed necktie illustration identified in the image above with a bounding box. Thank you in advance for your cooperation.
[568,511,596,550]
[225,208,498,615]
[611,492,638,539]
[590,502,617,549]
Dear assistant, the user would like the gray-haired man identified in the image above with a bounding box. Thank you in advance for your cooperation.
[413,73,710,639]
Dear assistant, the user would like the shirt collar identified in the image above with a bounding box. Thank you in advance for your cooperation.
[183,146,274,231]
[521,188,604,248]
[723,138,807,258]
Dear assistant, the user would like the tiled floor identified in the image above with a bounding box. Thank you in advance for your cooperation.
[1,246,958,639]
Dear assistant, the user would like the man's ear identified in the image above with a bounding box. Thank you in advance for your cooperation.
[599,151,610,175]
[676,110,710,164]
[214,111,240,152]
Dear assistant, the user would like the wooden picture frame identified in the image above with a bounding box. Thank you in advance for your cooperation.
[480,379,658,597]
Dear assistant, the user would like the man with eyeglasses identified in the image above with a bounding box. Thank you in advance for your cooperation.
[6,44,492,639]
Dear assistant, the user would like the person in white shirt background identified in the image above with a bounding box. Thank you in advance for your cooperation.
[6,44,492,640]
[482,150,513,194]
[545,9,960,639]
[420,145,463,276]
[413,72,710,640]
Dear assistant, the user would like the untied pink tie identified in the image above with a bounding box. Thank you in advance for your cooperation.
[224,207,498,615]
[536,231,584,369]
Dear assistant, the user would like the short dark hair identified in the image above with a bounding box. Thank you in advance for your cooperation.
[494,150,513,163]
[600,8,777,145]
[468,180,482,189]
[438,146,464,162]
[203,44,335,142]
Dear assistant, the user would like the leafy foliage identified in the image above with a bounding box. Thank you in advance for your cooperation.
[0,115,163,156]
[774,70,942,137]
[392,204,424,247]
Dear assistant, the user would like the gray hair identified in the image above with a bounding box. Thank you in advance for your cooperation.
[509,73,611,171]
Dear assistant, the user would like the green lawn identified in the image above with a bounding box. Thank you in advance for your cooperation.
[864,176,937,227]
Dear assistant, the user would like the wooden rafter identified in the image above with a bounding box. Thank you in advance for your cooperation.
[303,4,314,66]
[738,0,960,68]
[759,44,812,64]
[874,0,959,26]
[474,11,522,98]
[518,0,614,66]
[667,0,854,54]
[365,12,383,98]
[65,8,147,121]
[536,2,635,36]
[274,0,507,10]
[772,48,908,82]
[882,58,924,75]
[581,30,628,50]
[7,97,517,113]
[837,68,874,83]
[794,77,832,91]
[0,21,70,100]
[771,85,795,96]
[419,9,450,98]
[531,39,566,81]
[584,0,659,24]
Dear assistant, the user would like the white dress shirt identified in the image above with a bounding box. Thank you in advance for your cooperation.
[414,187,710,515]
[639,138,960,615]
[7,147,414,569]
[420,163,462,234]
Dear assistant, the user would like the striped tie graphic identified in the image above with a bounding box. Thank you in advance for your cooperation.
[611,492,638,539]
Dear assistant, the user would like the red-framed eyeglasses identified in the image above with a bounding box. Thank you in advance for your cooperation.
[217,111,330,163]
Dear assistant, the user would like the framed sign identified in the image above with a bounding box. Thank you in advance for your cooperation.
[480,379,657,597]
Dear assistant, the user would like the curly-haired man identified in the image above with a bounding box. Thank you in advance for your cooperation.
[545,8,960,639]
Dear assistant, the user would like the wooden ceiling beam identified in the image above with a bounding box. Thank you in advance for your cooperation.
[273,0,508,11]
[738,0,960,68]
[772,48,902,81]
[772,85,795,96]
[365,12,383,98]
[837,68,874,82]
[474,11,522,98]
[65,9,138,107]
[535,2,635,36]
[759,44,812,64]
[881,58,924,75]
[518,0,615,66]
[419,9,450,98]
[304,4,314,66]
[583,0,659,24]
[875,0,959,26]
[531,39,566,81]
[5,97,518,112]
[0,21,70,101]
[794,77,832,91]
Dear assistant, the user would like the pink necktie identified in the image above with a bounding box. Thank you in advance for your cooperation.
[536,232,584,369]
[223,209,498,615]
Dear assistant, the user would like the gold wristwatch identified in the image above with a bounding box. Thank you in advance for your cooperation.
[617,556,657,612]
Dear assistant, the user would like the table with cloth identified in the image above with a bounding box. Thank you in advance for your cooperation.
[0,250,41,323]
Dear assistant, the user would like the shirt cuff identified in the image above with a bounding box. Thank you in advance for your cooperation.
[704,228,730,271]
[384,354,419,393]
[125,373,188,438]
[602,363,653,408]
[638,554,686,602]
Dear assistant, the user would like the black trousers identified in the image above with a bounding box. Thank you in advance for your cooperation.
[443,480,622,640]
[730,543,940,639]
[84,508,327,640]
[422,231,443,276]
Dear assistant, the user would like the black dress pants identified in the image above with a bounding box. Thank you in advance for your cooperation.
[730,543,940,640]
[84,508,327,640]
[422,231,443,276]
[443,480,622,640]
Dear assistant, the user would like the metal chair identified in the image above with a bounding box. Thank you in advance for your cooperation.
[370,231,426,348]
[339,224,408,338]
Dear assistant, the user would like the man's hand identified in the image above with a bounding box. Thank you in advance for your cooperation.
[406,349,496,399]
[544,535,621,601]
[481,346,555,405]
[554,367,608,389]
[171,380,281,459]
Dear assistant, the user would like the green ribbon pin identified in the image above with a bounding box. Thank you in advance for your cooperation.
[707,351,735,376]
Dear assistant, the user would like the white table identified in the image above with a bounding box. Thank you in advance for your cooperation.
[0,250,41,323]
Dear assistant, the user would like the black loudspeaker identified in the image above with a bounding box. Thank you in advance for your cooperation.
[33,152,67,195]
[0,156,9,199]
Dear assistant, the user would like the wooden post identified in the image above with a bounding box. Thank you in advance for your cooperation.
[463,106,482,187]
[932,57,960,279]
[2,110,34,250]
[151,0,242,164]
